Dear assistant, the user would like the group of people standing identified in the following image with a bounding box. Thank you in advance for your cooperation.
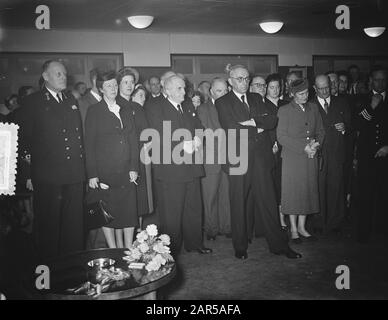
[3,58,387,264]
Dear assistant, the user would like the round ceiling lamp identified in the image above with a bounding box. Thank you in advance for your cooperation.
[363,27,386,38]
[259,21,284,34]
[127,15,154,29]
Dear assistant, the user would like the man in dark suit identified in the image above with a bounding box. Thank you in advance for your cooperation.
[78,68,101,129]
[312,75,351,235]
[216,65,301,260]
[197,77,231,241]
[145,75,211,256]
[354,68,388,243]
[19,60,85,260]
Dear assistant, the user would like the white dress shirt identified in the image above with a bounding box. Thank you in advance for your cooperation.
[46,86,62,103]
[90,89,102,102]
[317,96,331,111]
[104,96,122,128]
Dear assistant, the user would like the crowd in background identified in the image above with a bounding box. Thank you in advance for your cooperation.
[1,61,387,273]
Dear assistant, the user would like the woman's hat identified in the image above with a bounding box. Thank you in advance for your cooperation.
[290,79,309,95]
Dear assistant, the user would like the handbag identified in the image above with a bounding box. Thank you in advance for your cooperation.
[85,186,114,230]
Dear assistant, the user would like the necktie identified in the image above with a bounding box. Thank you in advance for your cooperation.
[323,98,329,113]
[177,104,183,115]
[241,95,250,113]
[57,93,63,103]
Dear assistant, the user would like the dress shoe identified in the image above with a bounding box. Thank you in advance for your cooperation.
[235,251,248,260]
[290,231,302,244]
[206,235,216,241]
[299,234,318,242]
[186,247,213,254]
[272,248,302,259]
[281,225,289,232]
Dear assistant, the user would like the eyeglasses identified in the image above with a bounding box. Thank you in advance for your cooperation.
[316,86,330,91]
[231,76,251,83]
[251,83,267,88]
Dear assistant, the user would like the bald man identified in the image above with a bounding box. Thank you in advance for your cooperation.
[19,60,85,259]
[197,78,231,240]
[312,74,351,235]
[146,75,210,256]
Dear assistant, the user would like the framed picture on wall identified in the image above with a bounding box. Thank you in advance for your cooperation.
[289,66,307,79]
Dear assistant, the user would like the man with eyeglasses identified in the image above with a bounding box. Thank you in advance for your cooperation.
[312,74,351,236]
[216,64,301,260]
[249,75,267,103]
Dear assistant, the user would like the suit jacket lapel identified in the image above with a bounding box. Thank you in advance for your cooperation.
[231,91,250,117]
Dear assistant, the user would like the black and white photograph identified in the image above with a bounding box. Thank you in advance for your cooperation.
[0,0,387,306]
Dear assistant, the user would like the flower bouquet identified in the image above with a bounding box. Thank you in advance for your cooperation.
[123,224,174,272]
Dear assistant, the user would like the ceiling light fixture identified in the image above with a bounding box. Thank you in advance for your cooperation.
[363,26,386,38]
[259,21,284,34]
[127,15,154,29]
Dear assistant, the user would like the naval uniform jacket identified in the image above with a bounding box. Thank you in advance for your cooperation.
[19,88,85,185]
[355,92,388,164]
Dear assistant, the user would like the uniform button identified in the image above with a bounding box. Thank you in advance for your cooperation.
[307,131,310,134]
[376,124,379,128]
[67,156,71,160]
[120,141,123,144]
[307,137,310,140]
[80,145,83,148]
[76,127,79,131]
[66,146,70,150]
[78,136,81,140]
[80,154,83,158]
[62,129,66,133]
[64,138,68,141]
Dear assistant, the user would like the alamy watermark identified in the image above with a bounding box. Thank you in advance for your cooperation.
[139,121,249,176]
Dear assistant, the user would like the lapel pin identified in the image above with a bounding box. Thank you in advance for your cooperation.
[44,92,50,101]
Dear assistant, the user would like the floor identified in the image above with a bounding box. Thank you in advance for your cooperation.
[1,220,387,300]
[161,231,388,300]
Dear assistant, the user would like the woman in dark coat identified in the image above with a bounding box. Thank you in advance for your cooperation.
[116,68,152,230]
[277,79,325,243]
[265,73,289,231]
[85,70,139,248]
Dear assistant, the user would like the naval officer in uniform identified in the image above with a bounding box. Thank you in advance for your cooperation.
[19,60,85,260]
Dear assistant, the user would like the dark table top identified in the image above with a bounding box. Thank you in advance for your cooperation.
[23,248,176,300]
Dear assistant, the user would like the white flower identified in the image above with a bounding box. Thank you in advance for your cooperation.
[138,242,150,253]
[153,242,170,254]
[71,105,78,110]
[131,248,142,260]
[145,258,161,272]
[154,254,167,266]
[159,234,170,246]
[146,224,158,237]
[136,230,148,243]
